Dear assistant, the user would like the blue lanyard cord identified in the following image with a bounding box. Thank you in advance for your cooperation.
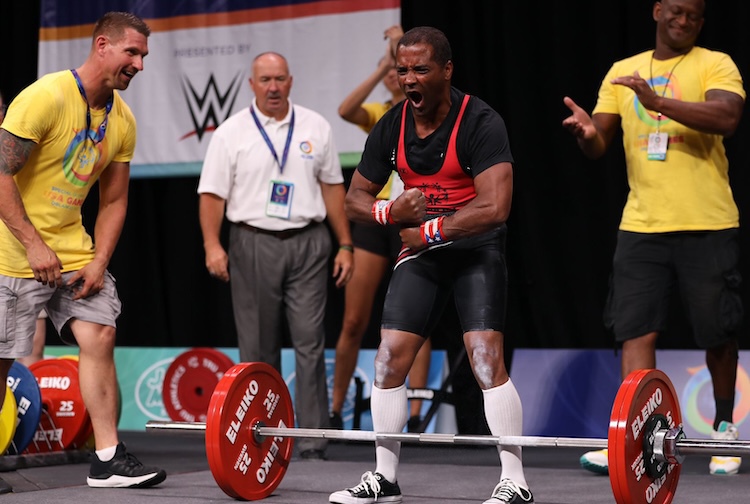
[250,105,295,174]
[70,69,113,144]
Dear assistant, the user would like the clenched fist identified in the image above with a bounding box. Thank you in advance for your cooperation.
[390,188,426,225]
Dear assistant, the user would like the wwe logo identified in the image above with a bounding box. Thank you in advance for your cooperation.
[180,73,243,141]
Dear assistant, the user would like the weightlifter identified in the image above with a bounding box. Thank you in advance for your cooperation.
[329,27,533,504]
[0,12,166,492]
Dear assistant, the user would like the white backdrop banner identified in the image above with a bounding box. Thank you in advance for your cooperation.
[39,1,400,177]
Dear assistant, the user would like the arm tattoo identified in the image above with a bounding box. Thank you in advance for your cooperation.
[0,130,35,176]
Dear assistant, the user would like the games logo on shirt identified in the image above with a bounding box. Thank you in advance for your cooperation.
[299,140,313,160]
[635,74,683,128]
[62,129,107,188]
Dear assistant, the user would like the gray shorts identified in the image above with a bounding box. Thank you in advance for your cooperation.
[0,270,122,358]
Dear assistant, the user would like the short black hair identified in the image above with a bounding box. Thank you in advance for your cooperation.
[399,26,452,66]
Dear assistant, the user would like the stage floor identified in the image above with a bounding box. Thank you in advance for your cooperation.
[1,430,749,503]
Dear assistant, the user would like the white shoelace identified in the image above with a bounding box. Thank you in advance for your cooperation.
[349,471,381,497]
[491,479,531,503]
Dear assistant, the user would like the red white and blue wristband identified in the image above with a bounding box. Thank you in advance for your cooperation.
[420,216,446,245]
[372,200,395,225]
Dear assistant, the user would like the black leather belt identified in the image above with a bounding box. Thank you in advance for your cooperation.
[235,221,318,240]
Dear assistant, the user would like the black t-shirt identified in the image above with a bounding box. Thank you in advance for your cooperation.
[357,87,513,185]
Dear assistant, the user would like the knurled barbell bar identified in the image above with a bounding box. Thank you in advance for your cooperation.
[145,362,750,504]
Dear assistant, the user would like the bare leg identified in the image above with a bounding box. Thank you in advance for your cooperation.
[72,319,119,450]
[17,317,47,367]
[331,248,389,415]
[706,339,739,427]
[620,331,658,379]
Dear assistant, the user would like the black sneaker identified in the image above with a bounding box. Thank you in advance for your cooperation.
[330,412,344,430]
[87,442,167,488]
[329,471,402,504]
[483,479,534,504]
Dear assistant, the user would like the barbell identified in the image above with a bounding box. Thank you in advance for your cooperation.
[145,362,750,504]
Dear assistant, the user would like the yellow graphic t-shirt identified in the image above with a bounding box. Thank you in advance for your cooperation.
[0,70,136,277]
[593,47,745,233]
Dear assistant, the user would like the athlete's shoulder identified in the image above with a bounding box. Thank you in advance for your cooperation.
[459,89,505,131]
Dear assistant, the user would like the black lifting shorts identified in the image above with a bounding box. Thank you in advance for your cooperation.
[381,226,508,336]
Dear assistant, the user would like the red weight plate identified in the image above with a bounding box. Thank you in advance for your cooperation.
[608,369,639,504]
[201,348,236,370]
[26,358,92,453]
[163,348,235,423]
[205,362,295,501]
[608,369,682,504]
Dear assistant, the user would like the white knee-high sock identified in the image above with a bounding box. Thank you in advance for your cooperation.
[483,379,528,488]
[371,384,408,483]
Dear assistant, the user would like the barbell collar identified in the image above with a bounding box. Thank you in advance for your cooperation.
[653,427,685,465]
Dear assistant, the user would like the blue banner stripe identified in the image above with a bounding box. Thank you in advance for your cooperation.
[41,0,319,28]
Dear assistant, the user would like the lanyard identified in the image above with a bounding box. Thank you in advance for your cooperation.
[70,69,113,144]
[648,51,687,133]
[250,105,295,174]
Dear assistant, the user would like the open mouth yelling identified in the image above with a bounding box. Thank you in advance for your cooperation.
[407,90,424,109]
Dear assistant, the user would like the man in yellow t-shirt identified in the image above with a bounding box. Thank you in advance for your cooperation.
[0,12,165,492]
[563,0,745,477]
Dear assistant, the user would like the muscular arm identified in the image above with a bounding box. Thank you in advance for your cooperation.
[647,89,744,137]
[610,72,744,137]
[397,162,513,250]
[321,182,353,288]
[0,130,40,247]
[442,162,513,239]
[345,170,383,223]
[345,170,425,225]
[67,160,129,299]
[199,192,229,282]
[0,129,63,285]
